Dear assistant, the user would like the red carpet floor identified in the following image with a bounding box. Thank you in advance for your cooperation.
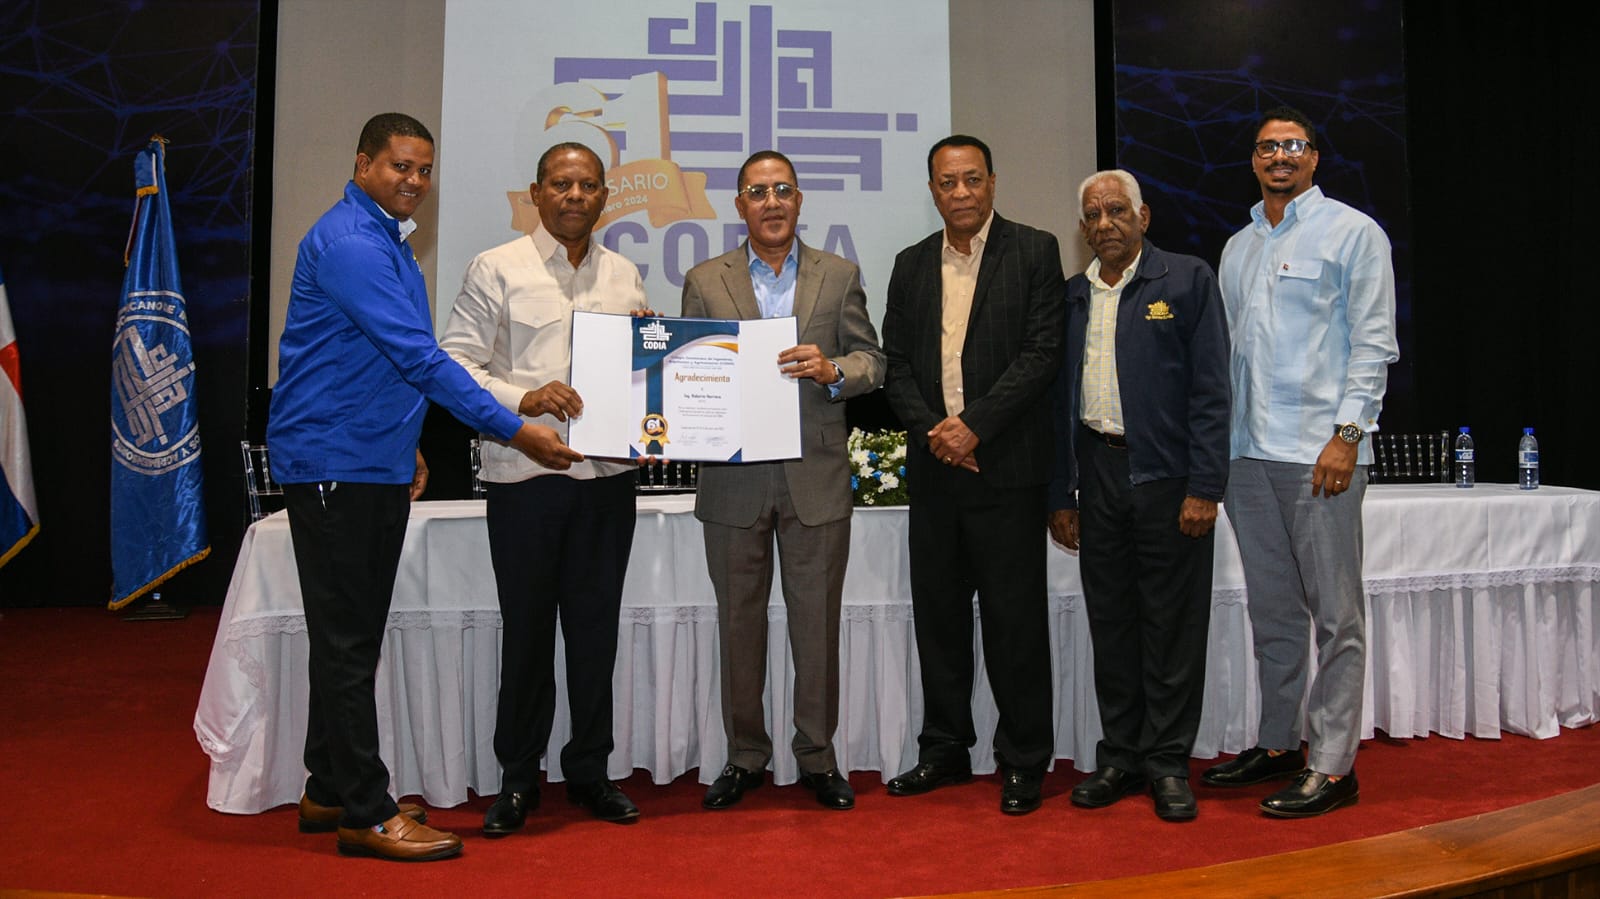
[2,606,1597,898]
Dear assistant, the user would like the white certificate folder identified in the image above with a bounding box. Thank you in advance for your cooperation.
[567,311,801,462]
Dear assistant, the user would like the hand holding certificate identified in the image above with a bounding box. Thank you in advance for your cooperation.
[567,311,802,462]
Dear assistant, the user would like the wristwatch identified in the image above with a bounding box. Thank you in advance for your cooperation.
[1336,423,1364,445]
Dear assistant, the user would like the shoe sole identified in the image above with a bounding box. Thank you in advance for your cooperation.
[1069,781,1147,809]
[1200,767,1305,788]
[481,821,524,837]
[1155,805,1198,821]
[569,796,642,823]
[1001,800,1042,816]
[1259,792,1359,818]
[702,778,763,810]
[886,772,973,797]
[335,840,462,861]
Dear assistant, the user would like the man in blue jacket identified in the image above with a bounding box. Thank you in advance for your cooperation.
[1048,169,1230,822]
[268,113,579,862]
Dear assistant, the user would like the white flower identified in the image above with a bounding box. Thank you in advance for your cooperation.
[850,448,870,467]
[880,473,899,490]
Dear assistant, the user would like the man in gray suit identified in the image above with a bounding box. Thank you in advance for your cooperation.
[682,150,886,811]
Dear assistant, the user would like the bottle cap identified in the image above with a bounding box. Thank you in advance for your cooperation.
[1524,427,1534,435]
[1459,426,1470,434]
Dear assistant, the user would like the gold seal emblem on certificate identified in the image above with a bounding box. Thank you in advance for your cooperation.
[640,413,670,445]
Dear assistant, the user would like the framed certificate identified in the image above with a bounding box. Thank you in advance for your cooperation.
[567,312,801,462]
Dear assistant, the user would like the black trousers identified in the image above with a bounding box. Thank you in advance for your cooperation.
[1076,429,1213,779]
[486,473,636,790]
[907,464,1054,772]
[285,480,410,828]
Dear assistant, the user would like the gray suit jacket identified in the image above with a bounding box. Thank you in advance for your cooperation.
[681,241,886,527]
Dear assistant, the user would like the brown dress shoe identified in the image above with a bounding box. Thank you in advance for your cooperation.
[298,794,426,833]
[336,814,462,861]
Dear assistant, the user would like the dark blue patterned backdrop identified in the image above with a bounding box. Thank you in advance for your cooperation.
[0,0,259,605]
[1109,0,1413,427]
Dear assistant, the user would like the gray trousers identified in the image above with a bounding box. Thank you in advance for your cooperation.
[1226,458,1366,776]
[702,463,849,775]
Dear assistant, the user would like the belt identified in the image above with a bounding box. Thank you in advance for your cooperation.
[1082,425,1128,449]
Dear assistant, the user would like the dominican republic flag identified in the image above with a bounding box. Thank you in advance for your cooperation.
[1,267,39,569]
[109,137,209,609]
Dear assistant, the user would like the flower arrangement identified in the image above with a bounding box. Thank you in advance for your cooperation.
[848,428,909,506]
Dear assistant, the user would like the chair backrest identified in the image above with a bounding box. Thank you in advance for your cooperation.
[468,438,698,494]
[1371,431,1452,484]
[468,437,486,499]
[637,458,698,493]
[241,441,284,522]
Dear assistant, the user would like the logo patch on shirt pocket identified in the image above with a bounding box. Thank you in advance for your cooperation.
[1145,299,1175,321]
[1277,259,1323,280]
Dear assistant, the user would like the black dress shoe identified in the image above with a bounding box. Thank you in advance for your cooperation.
[1151,776,1197,821]
[1000,768,1043,816]
[886,760,972,796]
[482,788,538,836]
[566,780,641,824]
[1260,770,1358,818]
[703,764,765,810]
[1200,747,1306,787]
[1070,766,1146,809]
[798,769,855,810]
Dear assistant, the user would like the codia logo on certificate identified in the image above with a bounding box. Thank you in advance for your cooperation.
[638,319,672,350]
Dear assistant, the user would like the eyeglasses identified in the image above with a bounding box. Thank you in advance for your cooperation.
[1254,138,1314,158]
[738,182,798,202]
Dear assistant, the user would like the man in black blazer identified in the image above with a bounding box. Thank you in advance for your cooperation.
[882,135,1066,815]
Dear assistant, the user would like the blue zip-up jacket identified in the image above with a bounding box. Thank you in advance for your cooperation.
[1048,241,1231,511]
[269,181,522,485]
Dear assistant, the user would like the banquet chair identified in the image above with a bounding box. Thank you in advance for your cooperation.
[240,441,284,522]
[1370,431,1452,483]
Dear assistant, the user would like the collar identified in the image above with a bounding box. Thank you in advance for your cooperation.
[747,239,799,277]
[347,180,414,241]
[1085,247,1143,289]
[1252,184,1325,230]
[942,211,995,255]
[530,221,592,267]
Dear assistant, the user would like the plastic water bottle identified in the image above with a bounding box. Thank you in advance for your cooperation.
[1454,427,1475,488]
[1518,427,1539,490]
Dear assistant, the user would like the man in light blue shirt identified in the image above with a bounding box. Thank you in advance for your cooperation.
[682,150,885,812]
[1203,106,1399,818]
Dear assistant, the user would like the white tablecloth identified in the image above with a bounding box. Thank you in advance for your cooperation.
[194,484,1600,814]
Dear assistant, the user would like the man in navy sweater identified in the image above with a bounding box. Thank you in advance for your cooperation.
[269,113,576,861]
[1048,169,1230,822]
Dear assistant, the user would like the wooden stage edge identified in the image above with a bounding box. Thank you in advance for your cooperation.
[930,782,1600,899]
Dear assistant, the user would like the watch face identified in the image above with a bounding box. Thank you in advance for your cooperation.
[1339,424,1363,444]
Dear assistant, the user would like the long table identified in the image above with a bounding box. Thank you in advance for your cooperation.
[194,484,1600,814]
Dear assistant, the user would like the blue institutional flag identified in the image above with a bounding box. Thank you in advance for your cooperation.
[109,137,209,609]
[1,267,40,569]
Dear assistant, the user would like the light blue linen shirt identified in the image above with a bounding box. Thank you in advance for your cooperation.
[747,240,844,397]
[748,240,799,319]
[1218,186,1399,466]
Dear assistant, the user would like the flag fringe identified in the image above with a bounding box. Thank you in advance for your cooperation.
[106,545,211,611]
[0,522,39,569]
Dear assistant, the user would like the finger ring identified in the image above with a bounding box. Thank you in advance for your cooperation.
[944,456,953,464]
